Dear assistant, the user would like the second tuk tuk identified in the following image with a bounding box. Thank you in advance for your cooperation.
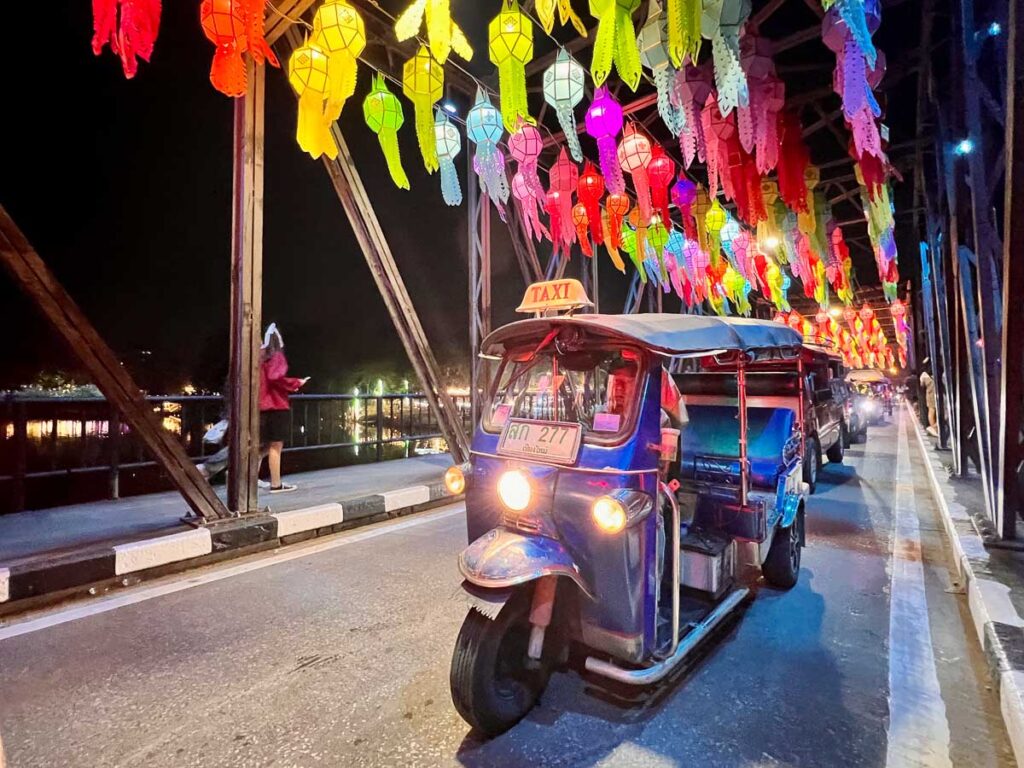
[446,280,813,736]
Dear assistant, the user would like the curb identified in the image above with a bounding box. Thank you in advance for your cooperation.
[0,480,461,616]
[907,403,1024,765]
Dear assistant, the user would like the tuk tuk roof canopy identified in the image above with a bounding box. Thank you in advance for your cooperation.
[482,314,804,358]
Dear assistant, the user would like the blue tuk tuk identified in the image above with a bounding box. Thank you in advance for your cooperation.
[445,280,809,736]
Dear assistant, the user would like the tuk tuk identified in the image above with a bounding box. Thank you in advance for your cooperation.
[445,280,810,736]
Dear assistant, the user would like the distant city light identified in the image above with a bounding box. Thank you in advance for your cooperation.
[989,21,1001,36]
[954,138,975,156]
[443,101,458,114]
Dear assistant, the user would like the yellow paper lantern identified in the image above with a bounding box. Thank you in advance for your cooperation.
[403,45,445,172]
[288,40,338,160]
[394,0,473,64]
[489,0,534,132]
[313,0,365,121]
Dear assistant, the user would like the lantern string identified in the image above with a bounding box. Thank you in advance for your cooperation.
[264,1,314,31]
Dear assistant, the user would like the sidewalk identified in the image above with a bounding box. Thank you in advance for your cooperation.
[0,455,451,563]
[0,455,462,614]
[909,403,1024,764]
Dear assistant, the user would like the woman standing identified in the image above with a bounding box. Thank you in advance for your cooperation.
[260,323,308,493]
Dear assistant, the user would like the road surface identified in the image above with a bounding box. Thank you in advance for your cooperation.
[0,411,1014,767]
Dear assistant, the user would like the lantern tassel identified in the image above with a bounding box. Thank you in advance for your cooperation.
[666,0,702,67]
[590,0,641,89]
[601,211,627,272]
[296,91,338,160]
[379,131,410,190]
[498,62,532,133]
[597,138,626,196]
[211,43,247,98]
[439,159,462,205]
[426,0,452,63]
[556,108,584,163]
[654,69,686,136]
[414,100,440,173]
[711,33,748,115]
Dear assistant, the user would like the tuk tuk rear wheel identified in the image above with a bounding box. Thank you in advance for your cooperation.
[763,509,803,589]
[803,437,820,494]
[450,592,551,737]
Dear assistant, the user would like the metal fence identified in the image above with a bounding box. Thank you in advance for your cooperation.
[0,393,471,514]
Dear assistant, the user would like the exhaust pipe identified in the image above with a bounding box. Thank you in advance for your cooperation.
[584,587,749,685]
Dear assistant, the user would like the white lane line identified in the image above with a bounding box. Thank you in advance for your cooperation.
[885,413,953,768]
[0,504,465,642]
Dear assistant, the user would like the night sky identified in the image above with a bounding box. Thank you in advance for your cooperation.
[1,2,925,394]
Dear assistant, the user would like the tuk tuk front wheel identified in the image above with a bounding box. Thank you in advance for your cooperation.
[763,509,803,589]
[803,437,820,494]
[450,592,551,737]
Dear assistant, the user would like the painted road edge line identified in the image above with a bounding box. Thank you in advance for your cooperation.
[906,401,1024,766]
[272,503,344,537]
[0,504,465,642]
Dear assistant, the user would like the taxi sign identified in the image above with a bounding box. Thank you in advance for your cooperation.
[516,279,594,314]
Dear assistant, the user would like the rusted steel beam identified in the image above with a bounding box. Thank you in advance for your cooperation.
[0,207,231,521]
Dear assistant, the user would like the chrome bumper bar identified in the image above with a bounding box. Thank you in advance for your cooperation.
[583,587,749,685]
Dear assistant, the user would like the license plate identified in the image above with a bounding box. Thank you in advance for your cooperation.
[497,419,582,465]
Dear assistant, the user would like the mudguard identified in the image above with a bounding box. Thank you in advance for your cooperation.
[458,527,594,599]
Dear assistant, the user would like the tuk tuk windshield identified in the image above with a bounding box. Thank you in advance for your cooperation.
[484,346,642,442]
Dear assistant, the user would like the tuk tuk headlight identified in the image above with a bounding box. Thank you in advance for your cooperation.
[444,465,467,495]
[592,496,627,533]
[497,470,532,512]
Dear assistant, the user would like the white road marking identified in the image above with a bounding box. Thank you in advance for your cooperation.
[885,413,953,768]
[0,504,464,642]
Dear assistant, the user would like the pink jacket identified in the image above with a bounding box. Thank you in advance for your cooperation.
[259,350,304,411]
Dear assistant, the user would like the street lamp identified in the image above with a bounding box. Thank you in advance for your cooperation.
[954,138,975,156]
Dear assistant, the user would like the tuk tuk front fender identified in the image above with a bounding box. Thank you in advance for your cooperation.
[458,528,594,600]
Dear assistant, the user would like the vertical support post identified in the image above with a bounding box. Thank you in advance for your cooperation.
[109,408,121,500]
[227,61,265,516]
[591,248,600,313]
[376,396,384,462]
[12,398,26,513]
[737,359,749,506]
[997,0,1022,539]
[467,156,492,430]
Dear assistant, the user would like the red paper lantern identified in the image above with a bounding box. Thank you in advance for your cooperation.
[606,193,631,248]
[201,0,279,97]
[577,162,606,244]
[647,146,675,228]
[92,0,161,78]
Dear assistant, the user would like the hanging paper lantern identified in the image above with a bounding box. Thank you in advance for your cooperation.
[403,46,445,172]
[543,49,587,163]
[509,123,550,247]
[777,110,810,213]
[513,172,550,241]
[701,0,750,115]
[93,0,161,78]
[578,162,606,244]
[666,0,702,67]
[314,0,365,121]
[489,1,534,132]
[601,209,628,272]
[618,124,654,222]
[821,0,878,66]
[509,123,546,199]
[394,0,473,64]
[672,176,698,239]
[572,204,594,256]
[586,87,626,194]
[823,10,883,160]
[606,193,631,249]
[536,0,589,34]
[467,89,510,217]
[701,93,735,199]
[589,0,642,90]
[201,0,278,97]
[705,199,727,263]
[288,40,338,160]
[676,63,713,167]
[363,73,409,190]
[546,148,579,256]
[648,219,671,281]
[647,147,675,229]
[639,0,686,137]
[434,108,463,206]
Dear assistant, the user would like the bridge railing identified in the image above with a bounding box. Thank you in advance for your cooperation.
[0,393,472,514]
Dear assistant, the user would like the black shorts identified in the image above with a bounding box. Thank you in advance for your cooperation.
[261,409,291,444]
